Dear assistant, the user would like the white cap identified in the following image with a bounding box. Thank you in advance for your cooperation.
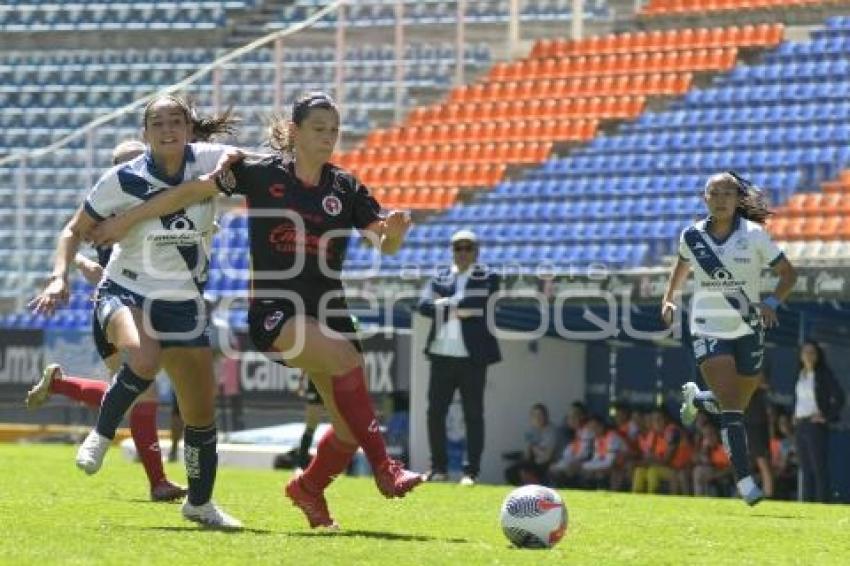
[451,229,478,244]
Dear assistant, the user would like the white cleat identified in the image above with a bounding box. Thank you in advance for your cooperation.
[680,382,700,427]
[738,476,765,507]
[459,475,476,487]
[75,429,111,475]
[182,501,244,530]
[25,363,63,409]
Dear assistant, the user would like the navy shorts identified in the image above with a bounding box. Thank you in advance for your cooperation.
[92,308,117,360]
[692,327,765,376]
[94,280,210,349]
[248,296,362,366]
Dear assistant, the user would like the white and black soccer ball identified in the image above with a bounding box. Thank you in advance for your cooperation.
[500,485,567,549]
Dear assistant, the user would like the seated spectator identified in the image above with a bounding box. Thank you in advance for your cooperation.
[630,409,657,493]
[692,423,733,497]
[549,401,594,488]
[611,402,640,491]
[504,403,558,486]
[580,415,627,489]
[771,410,798,500]
[633,407,693,495]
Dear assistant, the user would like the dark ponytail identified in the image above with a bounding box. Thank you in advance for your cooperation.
[142,94,240,142]
[705,171,773,225]
[266,91,338,157]
[267,113,295,156]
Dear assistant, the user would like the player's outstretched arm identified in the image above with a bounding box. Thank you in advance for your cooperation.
[29,207,95,315]
[660,257,691,327]
[89,178,219,247]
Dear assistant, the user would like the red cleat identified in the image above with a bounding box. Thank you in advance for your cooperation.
[374,460,425,499]
[150,479,188,502]
[284,476,339,529]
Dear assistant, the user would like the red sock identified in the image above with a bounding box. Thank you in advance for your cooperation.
[50,376,108,410]
[301,428,357,494]
[331,366,389,470]
[129,401,166,488]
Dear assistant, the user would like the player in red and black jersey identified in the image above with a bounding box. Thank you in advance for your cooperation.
[90,92,423,530]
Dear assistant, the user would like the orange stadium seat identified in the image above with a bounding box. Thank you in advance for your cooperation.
[766,217,789,238]
[797,216,823,241]
[834,194,850,215]
[817,216,843,240]
[836,216,850,239]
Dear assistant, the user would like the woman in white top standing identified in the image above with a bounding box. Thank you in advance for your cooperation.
[794,340,845,502]
[661,171,797,505]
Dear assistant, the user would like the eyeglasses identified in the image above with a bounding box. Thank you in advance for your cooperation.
[453,244,475,252]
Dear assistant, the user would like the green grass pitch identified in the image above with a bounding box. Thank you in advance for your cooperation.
[0,444,846,565]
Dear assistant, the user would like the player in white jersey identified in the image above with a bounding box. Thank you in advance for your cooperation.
[29,95,244,529]
[660,171,797,505]
[26,140,187,502]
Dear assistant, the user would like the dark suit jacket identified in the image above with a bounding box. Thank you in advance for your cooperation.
[796,366,846,423]
[417,265,502,367]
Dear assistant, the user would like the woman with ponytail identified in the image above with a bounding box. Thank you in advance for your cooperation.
[660,171,797,506]
[30,94,249,529]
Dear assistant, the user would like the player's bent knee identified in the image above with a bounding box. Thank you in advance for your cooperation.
[124,352,160,379]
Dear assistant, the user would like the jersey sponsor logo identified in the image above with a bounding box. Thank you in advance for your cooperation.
[711,267,733,281]
[166,214,196,231]
[734,238,748,250]
[322,195,342,217]
[268,183,285,198]
[121,269,139,281]
[264,310,284,332]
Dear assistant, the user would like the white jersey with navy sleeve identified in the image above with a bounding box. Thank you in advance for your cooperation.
[84,142,233,300]
[678,216,784,339]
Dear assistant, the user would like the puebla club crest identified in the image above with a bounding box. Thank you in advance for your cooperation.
[322,195,342,216]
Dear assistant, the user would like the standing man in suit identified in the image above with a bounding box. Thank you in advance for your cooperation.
[418,229,502,486]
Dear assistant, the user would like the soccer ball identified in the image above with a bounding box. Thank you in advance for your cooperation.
[500,485,567,549]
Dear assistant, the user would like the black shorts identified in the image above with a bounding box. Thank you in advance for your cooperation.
[249,296,362,366]
[92,308,117,360]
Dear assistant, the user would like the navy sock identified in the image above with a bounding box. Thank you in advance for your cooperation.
[298,427,316,469]
[694,390,721,415]
[95,364,152,439]
[720,411,751,482]
[184,424,218,506]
